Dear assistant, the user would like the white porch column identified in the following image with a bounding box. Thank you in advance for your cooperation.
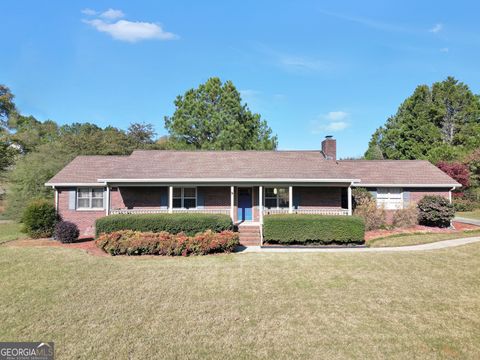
[259,185,263,224]
[105,186,110,216]
[289,186,293,214]
[230,186,235,221]
[347,185,352,216]
[168,186,173,213]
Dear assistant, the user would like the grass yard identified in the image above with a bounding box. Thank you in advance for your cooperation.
[457,210,480,220]
[0,222,27,244]
[1,241,480,358]
[368,229,480,248]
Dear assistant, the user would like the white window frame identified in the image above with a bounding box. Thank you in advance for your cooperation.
[172,187,197,209]
[76,187,104,210]
[264,187,289,209]
[377,187,403,210]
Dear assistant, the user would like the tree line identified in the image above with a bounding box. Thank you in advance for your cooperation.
[0,78,278,218]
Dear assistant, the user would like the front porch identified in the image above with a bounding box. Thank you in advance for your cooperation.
[108,185,352,222]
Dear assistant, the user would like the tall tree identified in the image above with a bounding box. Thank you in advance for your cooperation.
[365,77,480,162]
[0,85,17,175]
[127,122,156,148]
[0,85,15,130]
[164,77,277,150]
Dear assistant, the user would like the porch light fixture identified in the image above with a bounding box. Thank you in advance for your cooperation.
[273,188,277,195]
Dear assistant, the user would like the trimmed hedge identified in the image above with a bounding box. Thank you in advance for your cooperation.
[263,214,365,245]
[95,213,233,237]
[95,230,239,256]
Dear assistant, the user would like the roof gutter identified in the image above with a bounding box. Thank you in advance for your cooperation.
[98,178,361,184]
[353,183,460,188]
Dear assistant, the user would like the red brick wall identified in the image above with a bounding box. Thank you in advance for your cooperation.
[296,187,342,208]
[201,187,230,208]
[111,187,167,209]
[408,188,450,203]
[57,187,106,238]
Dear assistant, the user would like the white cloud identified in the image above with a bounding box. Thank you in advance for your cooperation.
[440,47,449,53]
[310,111,350,134]
[324,111,348,121]
[429,23,443,33]
[83,19,178,42]
[100,8,125,20]
[81,8,97,16]
[325,121,348,131]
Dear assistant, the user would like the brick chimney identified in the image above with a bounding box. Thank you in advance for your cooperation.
[321,135,336,160]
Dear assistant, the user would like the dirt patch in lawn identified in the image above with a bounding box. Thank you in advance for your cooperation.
[365,221,479,241]
[5,238,108,257]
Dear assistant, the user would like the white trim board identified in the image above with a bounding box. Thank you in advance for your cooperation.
[353,184,458,188]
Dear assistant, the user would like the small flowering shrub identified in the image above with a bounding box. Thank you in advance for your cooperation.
[392,206,419,228]
[54,221,80,243]
[417,195,455,228]
[95,230,239,256]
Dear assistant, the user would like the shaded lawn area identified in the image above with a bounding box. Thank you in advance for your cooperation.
[458,210,480,220]
[1,244,480,359]
[368,229,480,248]
[0,222,27,244]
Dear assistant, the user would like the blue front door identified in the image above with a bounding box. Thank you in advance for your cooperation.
[238,188,252,221]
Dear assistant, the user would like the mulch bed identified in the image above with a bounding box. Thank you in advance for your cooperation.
[5,238,108,257]
[365,221,480,241]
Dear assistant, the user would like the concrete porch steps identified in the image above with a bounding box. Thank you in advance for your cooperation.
[238,224,262,246]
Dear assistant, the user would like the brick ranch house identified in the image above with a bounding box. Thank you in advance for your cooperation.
[46,137,460,243]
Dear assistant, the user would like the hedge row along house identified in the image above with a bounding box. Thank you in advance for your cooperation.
[46,136,460,245]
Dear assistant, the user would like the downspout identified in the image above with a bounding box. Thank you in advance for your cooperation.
[449,186,456,204]
[106,184,111,216]
[53,186,59,213]
[450,186,456,229]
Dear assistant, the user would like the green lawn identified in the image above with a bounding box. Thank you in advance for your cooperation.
[1,242,479,358]
[457,210,480,220]
[368,229,480,248]
[0,222,27,244]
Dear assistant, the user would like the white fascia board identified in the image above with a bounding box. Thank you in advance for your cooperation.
[353,183,460,188]
[45,182,107,187]
[98,178,361,184]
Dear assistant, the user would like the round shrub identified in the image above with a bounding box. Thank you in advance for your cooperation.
[54,221,79,243]
[417,195,454,228]
[21,199,57,238]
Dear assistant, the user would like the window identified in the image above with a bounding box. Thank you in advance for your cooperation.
[264,187,289,208]
[377,188,403,210]
[77,188,104,209]
[173,187,197,209]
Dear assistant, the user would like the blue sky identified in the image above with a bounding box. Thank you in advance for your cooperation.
[1,1,479,158]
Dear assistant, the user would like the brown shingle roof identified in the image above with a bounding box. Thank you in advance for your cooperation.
[46,150,460,187]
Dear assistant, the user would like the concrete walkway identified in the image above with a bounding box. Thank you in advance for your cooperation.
[455,216,480,227]
[239,236,480,253]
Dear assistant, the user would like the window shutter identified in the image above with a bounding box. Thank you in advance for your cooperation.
[197,188,204,209]
[403,190,410,207]
[160,190,168,209]
[68,189,76,210]
[293,191,301,209]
